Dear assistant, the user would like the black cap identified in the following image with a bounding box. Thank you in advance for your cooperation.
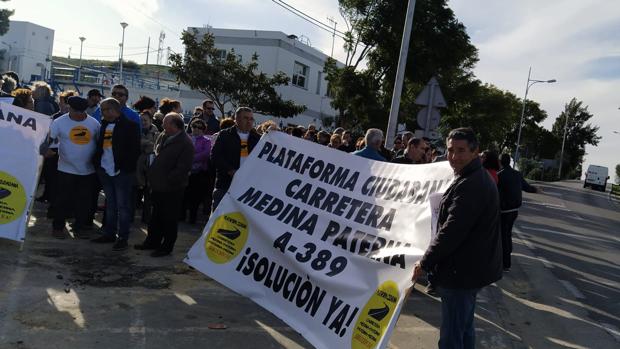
[67,96,89,112]
[87,89,103,98]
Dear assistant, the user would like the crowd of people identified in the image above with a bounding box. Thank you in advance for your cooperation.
[3,75,541,348]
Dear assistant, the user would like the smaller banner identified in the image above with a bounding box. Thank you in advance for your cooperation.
[186,131,454,349]
[0,103,51,241]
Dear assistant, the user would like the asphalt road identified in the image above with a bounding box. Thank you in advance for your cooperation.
[515,180,620,342]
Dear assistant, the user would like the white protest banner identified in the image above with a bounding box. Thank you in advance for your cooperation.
[0,103,51,241]
[185,131,454,349]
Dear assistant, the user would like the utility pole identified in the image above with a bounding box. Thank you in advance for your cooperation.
[385,0,417,148]
[326,17,337,58]
[558,113,570,179]
[146,36,150,65]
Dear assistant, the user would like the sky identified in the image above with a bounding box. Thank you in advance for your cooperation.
[6,0,620,180]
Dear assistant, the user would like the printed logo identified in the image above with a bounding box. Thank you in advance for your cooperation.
[204,212,249,264]
[103,129,113,149]
[69,126,92,145]
[0,171,27,225]
[351,281,400,349]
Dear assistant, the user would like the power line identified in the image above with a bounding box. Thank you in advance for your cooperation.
[271,0,347,39]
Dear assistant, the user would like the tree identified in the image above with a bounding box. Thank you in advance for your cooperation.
[552,98,601,179]
[169,29,305,118]
[0,0,14,36]
[326,0,482,134]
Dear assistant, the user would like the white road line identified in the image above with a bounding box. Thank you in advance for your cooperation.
[559,280,585,299]
[538,257,553,269]
[523,200,571,211]
[600,323,620,343]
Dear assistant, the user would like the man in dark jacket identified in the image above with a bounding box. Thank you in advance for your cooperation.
[186,99,220,135]
[413,127,502,349]
[497,153,538,270]
[91,98,141,251]
[210,106,260,210]
[135,112,194,257]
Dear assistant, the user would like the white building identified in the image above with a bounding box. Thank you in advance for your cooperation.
[188,27,342,129]
[0,21,54,83]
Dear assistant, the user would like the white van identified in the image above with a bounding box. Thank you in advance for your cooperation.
[584,165,609,192]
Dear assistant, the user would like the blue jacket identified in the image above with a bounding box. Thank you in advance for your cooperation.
[353,146,386,162]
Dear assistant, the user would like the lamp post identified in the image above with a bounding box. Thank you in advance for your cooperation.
[78,37,85,81]
[119,22,128,82]
[514,66,556,167]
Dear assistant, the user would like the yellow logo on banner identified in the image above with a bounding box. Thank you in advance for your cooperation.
[69,125,91,145]
[0,171,27,225]
[351,281,400,349]
[103,129,113,149]
[205,212,249,264]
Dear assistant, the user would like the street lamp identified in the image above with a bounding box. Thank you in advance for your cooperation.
[119,22,128,82]
[78,37,86,81]
[514,66,556,167]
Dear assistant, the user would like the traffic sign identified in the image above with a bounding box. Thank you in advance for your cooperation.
[414,77,447,107]
[417,107,441,129]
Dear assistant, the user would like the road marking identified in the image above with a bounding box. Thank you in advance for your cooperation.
[523,200,571,211]
[559,280,585,299]
[538,257,553,269]
[600,323,620,343]
[520,225,615,244]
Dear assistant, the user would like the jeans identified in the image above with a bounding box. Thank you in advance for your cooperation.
[439,287,480,349]
[98,170,135,240]
[53,171,95,230]
[500,211,519,269]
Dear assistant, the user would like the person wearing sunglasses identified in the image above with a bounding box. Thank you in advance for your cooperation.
[187,99,220,135]
[91,84,141,132]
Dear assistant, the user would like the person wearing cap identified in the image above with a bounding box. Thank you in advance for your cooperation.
[86,89,103,116]
[91,98,141,251]
[47,96,100,239]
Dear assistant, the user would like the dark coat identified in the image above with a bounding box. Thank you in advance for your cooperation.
[420,157,503,290]
[497,165,537,212]
[211,126,260,190]
[93,114,141,174]
[148,131,194,193]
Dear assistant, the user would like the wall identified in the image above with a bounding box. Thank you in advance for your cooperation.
[0,21,54,83]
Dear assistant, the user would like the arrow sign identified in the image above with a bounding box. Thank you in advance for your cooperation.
[414,77,447,107]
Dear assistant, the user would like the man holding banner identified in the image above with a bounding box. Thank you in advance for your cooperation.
[413,127,503,349]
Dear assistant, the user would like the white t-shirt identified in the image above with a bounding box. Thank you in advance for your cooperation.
[238,130,250,168]
[49,114,100,175]
[101,123,119,176]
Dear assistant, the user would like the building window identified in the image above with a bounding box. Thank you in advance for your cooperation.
[292,61,309,89]
[216,49,227,60]
[316,71,322,95]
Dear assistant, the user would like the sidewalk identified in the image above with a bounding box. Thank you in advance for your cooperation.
[0,202,616,348]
